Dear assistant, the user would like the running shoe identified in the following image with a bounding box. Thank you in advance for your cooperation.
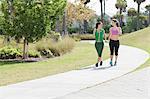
[110,61,113,66]
[100,61,103,66]
[95,63,98,67]
[114,61,117,66]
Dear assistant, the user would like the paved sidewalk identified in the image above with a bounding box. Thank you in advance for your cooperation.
[0,43,149,99]
[56,67,150,99]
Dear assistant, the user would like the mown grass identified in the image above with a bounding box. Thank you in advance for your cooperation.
[0,27,149,86]
[0,42,109,86]
[120,27,150,70]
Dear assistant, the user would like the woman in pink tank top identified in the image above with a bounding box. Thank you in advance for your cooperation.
[108,19,122,66]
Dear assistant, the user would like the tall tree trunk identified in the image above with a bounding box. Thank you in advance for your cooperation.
[62,10,68,36]
[119,8,123,27]
[100,0,103,22]
[83,20,88,34]
[149,11,150,25]
[104,0,105,16]
[23,38,28,59]
[55,16,60,33]
[6,0,13,44]
[137,3,140,30]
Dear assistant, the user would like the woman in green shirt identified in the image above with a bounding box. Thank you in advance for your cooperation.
[94,22,106,67]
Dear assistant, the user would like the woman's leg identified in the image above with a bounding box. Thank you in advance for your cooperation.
[109,40,114,64]
[114,40,120,65]
[98,42,104,65]
[95,42,100,67]
[95,42,104,66]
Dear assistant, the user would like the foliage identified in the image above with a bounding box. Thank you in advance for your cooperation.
[145,4,150,25]
[0,0,66,59]
[28,51,41,58]
[71,34,95,40]
[133,0,146,29]
[48,31,61,42]
[115,0,127,11]
[0,46,21,59]
[36,37,75,57]
[128,8,137,16]
[0,46,41,59]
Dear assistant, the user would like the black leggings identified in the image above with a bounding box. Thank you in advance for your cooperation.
[109,39,120,56]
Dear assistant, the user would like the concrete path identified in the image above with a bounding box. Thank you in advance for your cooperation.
[0,42,149,99]
[56,67,150,99]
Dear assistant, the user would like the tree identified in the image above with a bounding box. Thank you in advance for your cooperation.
[145,4,150,25]
[99,0,104,22]
[115,0,127,27]
[127,8,137,30]
[133,0,146,29]
[128,8,137,17]
[126,8,138,31]
[1,0,66,59]
[67,2,95,34]
[104,0,106,16]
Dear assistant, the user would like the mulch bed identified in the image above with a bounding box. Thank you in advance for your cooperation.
[0,58,47,63]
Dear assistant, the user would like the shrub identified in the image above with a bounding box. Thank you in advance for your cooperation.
[71,34,95,40]
[0,46,22,59]
[68,27,79,34]
[28,51,41,58]
[36,39,54,58]
[49,31,61,41]
[50,36,75,56]
[36,37,75,57]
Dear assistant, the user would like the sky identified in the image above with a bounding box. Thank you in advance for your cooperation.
[68,0,150,17]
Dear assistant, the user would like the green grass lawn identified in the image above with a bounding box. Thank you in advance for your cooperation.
[0,42,109,86]
[120,27,150,70]
[0,27,149,86]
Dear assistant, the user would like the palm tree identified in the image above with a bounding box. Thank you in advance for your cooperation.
[104,0,106,16]
[133,0,146,29]
[99,0,104,22]
[145,4,150,25]
[115,0,127,27]
[128,8,137,31]
[128,8,137,17]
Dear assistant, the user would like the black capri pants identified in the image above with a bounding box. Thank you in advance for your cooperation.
[109,39,120,56]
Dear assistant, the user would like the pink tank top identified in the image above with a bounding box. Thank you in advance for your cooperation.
[111,27,119,35]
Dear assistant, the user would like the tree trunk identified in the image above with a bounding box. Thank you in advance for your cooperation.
[149,11,150,25]
[104,0,105,16]
[137,3,140,30]
[23,38,28,59]
[55,16,60,33]
[100,0,103,22]
[62,10,68,36]
[119,9,123,27]
[83,20,88,34]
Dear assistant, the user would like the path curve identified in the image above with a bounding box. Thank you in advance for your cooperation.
[0,41,149,99]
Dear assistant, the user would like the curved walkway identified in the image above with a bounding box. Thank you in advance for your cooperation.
[0,42,149,99]
[57,67,150,99]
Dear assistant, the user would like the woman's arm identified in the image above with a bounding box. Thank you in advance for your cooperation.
[118,27,122,35]
[93,28,96,35]
[104,30,107,41]
[108,28,112,40]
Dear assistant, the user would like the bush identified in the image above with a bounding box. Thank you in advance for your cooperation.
[0,46,22,59]
[68,27,79,34]
[49,31,61,41]
[36,37,75,57]
[0,46,41,59]
[36,39,54,58]
[28,51,41,58]
[71,34,95,40]
[50,36,75,56]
